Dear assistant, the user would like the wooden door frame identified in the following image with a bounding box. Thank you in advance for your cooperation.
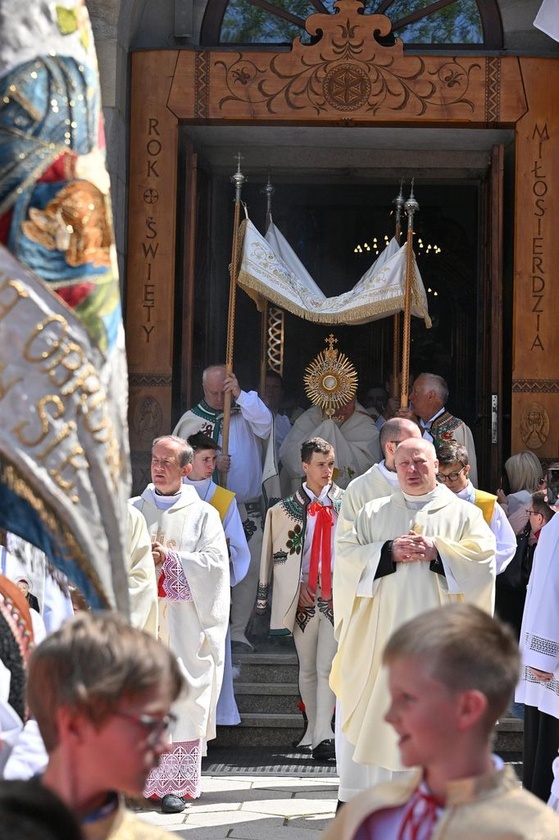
[125,4,559,490]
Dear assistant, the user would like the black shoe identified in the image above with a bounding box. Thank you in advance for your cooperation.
[161,794,187,813]
[291,740,312,753]
[312,739,336,761]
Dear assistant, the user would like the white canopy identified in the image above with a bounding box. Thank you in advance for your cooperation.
[237,218,431,328]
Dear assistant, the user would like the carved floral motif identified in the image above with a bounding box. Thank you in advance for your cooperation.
[214,0,481,117]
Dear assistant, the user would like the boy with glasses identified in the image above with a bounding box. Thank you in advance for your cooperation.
[27,611,184,839]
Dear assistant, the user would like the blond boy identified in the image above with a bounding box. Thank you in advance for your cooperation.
[325,604,559,839]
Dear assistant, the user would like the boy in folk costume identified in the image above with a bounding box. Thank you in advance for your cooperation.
[257,437,343,761]
[324,603,559,839]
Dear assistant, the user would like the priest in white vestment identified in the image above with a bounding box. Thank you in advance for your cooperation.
[131,435,230,813]
[280,398,381,493]
[335,418,422,561]
[331,438,496,802]
[173,365,273,651]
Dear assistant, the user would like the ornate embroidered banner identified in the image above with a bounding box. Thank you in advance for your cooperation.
[0,0,130,610]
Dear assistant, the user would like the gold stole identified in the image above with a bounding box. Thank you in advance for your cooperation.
[210,485,235,522]
[474,489,497,524]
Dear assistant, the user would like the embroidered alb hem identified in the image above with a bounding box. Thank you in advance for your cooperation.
[144,739,202,799]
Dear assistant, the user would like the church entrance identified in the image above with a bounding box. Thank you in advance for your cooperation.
[125,3,559,493]
[173,126,511,489]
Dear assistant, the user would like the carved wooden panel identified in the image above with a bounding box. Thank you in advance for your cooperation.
[511,59,559,457]
[169,1,526,124]
[126,52,179,488]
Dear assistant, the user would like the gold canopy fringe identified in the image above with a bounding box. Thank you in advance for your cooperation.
[235,215,431,329]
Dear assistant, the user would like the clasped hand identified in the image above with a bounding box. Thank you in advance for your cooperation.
[392,531,437,564]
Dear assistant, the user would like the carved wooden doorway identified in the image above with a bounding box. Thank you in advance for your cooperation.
[126,1,559,492]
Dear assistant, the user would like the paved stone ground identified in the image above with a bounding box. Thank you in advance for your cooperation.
[133,749,522,837]
[135,774,339,838]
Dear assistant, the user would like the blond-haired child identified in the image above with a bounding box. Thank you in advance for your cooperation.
[325,603,559,839]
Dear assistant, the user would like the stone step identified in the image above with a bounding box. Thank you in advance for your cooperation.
[216,713,305,747]
[495,715,523,752]
[216,715,523,750]
[234,682,301,715]
[232,652,299,684]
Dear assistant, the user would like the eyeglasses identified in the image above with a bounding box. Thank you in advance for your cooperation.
[115,711,177,746]
[436,466,467,483]
[526,509,541,516]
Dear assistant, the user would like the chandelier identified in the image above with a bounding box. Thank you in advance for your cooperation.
[353,235,442,257]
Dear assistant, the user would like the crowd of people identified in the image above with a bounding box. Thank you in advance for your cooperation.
[1,364,559,839]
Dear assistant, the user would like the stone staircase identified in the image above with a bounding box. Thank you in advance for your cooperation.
[214,644,523,754]
[216,646,304,747]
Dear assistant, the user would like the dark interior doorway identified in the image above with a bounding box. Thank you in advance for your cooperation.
[185,174,480,433]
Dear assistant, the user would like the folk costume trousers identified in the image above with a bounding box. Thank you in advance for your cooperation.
[293,589,337,748]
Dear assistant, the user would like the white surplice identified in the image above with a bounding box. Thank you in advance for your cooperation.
[126,504,158,636]
[184,475,250,725]
[516,511,559,718]
[455,480,516,575]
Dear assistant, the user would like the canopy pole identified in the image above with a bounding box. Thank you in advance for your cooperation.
[259,174,275,396]
[391,181,405,398]
[221,154,246,486]
[400,182,419,410]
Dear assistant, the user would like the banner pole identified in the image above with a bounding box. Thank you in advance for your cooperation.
[259,174,275,395]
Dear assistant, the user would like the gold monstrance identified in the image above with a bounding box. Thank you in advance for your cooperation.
[304,334,358,419]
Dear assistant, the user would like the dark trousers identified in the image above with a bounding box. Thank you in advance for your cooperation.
[523,703,559,801]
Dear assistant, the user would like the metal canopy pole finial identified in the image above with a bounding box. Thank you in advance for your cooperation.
[261,171,275,232]
[231,152,246,203]
[401,181,420,409]
[392,179,405,242]
[404,178,420,226]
